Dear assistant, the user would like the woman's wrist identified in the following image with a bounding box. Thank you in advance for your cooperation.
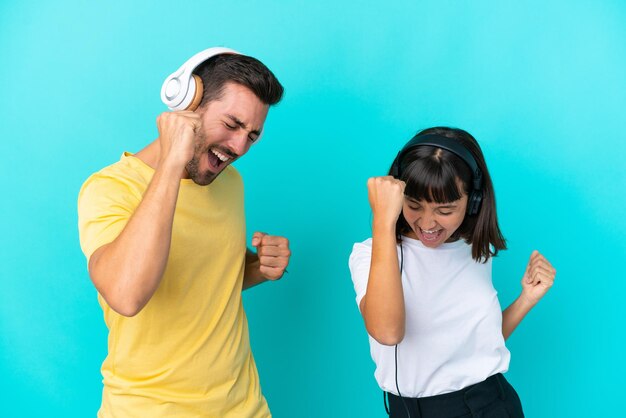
[517,293,538,311]
[372,216,398,234]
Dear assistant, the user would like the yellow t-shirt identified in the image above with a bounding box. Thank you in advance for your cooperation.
[78,153,270,418]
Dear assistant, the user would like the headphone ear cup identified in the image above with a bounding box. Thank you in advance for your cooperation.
[467,191,482,216]
[185,75,204,111]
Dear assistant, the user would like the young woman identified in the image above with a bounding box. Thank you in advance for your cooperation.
[349,127,556,418]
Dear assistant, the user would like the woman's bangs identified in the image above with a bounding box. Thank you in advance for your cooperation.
[402,160,462,204]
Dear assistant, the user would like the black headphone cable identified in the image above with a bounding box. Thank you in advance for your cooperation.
[393,238,412,418]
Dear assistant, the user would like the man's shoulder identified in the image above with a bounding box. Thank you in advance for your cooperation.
[79,153,151,201]
[210,165,244,194]
[222,165,243,182]
[83,153,150,186]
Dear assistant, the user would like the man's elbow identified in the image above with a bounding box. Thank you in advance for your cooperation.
[109,298,144,317]
[96,286,146,317]
[91,273,147,317]
[89,258,152,317]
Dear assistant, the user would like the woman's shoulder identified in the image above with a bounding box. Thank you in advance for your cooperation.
[348,237,373,262]
[354,237,373,245]
[351,237,373,252]
[348,238,375,277]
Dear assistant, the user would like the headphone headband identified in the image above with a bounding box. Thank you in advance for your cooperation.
[393,134,483,190]
[160,47,240,111]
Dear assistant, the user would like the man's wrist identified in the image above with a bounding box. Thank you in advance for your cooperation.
[157,152,189,178]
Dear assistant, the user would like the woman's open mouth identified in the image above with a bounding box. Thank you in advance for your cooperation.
[418,227,444,243]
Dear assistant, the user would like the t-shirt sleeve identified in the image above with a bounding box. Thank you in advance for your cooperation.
[348,240,373,311]
[77,173,141,263]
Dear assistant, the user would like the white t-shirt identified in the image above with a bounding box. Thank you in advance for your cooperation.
[348,236,510,398]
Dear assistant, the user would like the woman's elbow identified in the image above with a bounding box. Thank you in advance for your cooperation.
[367,326,405,346]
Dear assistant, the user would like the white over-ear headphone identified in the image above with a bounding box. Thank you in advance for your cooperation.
[160,47,240,111]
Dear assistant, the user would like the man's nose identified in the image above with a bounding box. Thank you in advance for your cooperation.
[226,132,251,158]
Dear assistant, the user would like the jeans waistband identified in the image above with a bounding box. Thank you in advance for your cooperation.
[388,373,507,417]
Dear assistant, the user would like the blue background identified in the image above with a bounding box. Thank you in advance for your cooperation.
[1,1,625,416]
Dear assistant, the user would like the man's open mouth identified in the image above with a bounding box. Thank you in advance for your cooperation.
[207,147,233,170]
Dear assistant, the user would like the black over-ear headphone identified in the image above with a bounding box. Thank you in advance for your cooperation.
[390,133,484,216]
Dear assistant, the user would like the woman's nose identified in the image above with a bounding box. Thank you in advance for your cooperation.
[418,214,437,230]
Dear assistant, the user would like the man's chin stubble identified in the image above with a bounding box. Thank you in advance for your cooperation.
[185,158,216,186]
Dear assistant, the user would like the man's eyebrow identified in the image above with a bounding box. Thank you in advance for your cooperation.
[226,114,261,136]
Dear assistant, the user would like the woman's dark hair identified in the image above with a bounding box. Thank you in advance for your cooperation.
[193,53,284,107]
[390,127,506,262]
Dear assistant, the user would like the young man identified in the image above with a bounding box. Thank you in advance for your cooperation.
[78,49,289,417]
